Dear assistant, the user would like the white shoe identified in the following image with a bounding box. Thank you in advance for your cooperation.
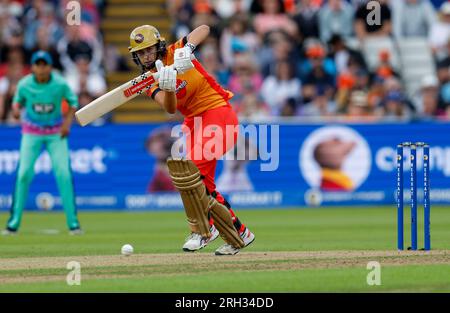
[215,243,240,255]
[215,228,255,255]
[1,228,17,236]
[182,225,219,252]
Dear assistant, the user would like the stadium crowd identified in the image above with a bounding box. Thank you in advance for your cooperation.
[1,0,450,124]
[168,0,450,121]
[0,0,107,124]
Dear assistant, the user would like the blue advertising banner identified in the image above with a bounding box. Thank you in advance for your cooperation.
[1,122,449,211]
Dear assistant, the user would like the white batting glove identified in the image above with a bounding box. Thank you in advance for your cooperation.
[174,45,194,74]
[155,60,177,92]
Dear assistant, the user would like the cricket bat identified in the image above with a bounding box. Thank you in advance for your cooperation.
[75,71,159,126]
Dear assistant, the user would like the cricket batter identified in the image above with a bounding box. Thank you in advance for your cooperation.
[2,51,82,235]
[128,25,255,255]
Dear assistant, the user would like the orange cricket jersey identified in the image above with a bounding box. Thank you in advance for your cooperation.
[148,38,233,117]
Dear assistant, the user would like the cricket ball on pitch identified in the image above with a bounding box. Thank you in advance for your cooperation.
[121,244,134,256]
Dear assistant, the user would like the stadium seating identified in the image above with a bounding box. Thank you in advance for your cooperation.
[397,37,437,97]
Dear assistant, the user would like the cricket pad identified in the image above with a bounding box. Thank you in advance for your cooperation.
[167,158,211,238]
[207,196,244,248]
[167,158,244,248]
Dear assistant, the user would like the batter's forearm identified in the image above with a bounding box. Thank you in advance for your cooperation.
[162,91,177,114]
[187,25,210,47]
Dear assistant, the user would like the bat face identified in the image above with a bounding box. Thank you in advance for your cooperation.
[75,71,158,126]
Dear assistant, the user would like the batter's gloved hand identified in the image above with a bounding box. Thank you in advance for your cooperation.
[155,60,177,92]
[173,46,194,74]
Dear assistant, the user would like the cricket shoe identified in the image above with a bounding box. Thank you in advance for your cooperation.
[182,225,219,252]
[69,228,84,235]
[1,228,18,236]
[215,228,255,256]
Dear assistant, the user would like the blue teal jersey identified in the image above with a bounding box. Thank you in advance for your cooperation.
[13,72,79,134]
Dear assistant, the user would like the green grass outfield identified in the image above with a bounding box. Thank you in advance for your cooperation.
[0,206,449,292]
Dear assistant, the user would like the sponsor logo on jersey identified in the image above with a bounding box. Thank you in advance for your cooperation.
[33,103,55,114]
[175,79,187,99]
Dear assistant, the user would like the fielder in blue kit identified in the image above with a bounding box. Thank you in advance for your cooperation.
[2,51,82,235]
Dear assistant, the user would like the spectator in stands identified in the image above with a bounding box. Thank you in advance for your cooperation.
[190,4,221,45]
[236,93,271,120]
[429,2,450,59]
[64,54,106,99]
[434,62,450,111]
[392,0,437,39]
[0,28,30,70]
[383,76,417,113]
[435,37,450,66]
[229,52,263,104]
[252,0,298,39]
[354,0,392,40]
[104,44,130,73]
[335,60,371,108]
[30,25,62,71]
[414,74,444,118]
[383,76,403,93]
[199,43,230,86]
[24,2,63,51]
[0,47,30,78]
[440,81,450,117]
[0,0,22,19]
[300,85,337,117]
[300,41,337,77]
[22,0,48,26]
[318,0,354,43]
[0,61,24,123]
[213,0,252,19]
[301,44,336,103]
[78,0,101,28]
[0,4,22,48]
[279,97,299,116]
[354,68,371,90]
[220,13,260,68]
[227,52,269,120]
[78,91,94,108]
[335,71,356,112]
[292,0,320,44]
[346,90,376,119]
[261,59,301,114]
[436,59,450,82]
[375,49,399,79]
[58,25,103,73]
[167,0,194,39]
[367,75,386,108]
[328,34,367,74]
[380,90,411,120]
[259,29,296,77]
